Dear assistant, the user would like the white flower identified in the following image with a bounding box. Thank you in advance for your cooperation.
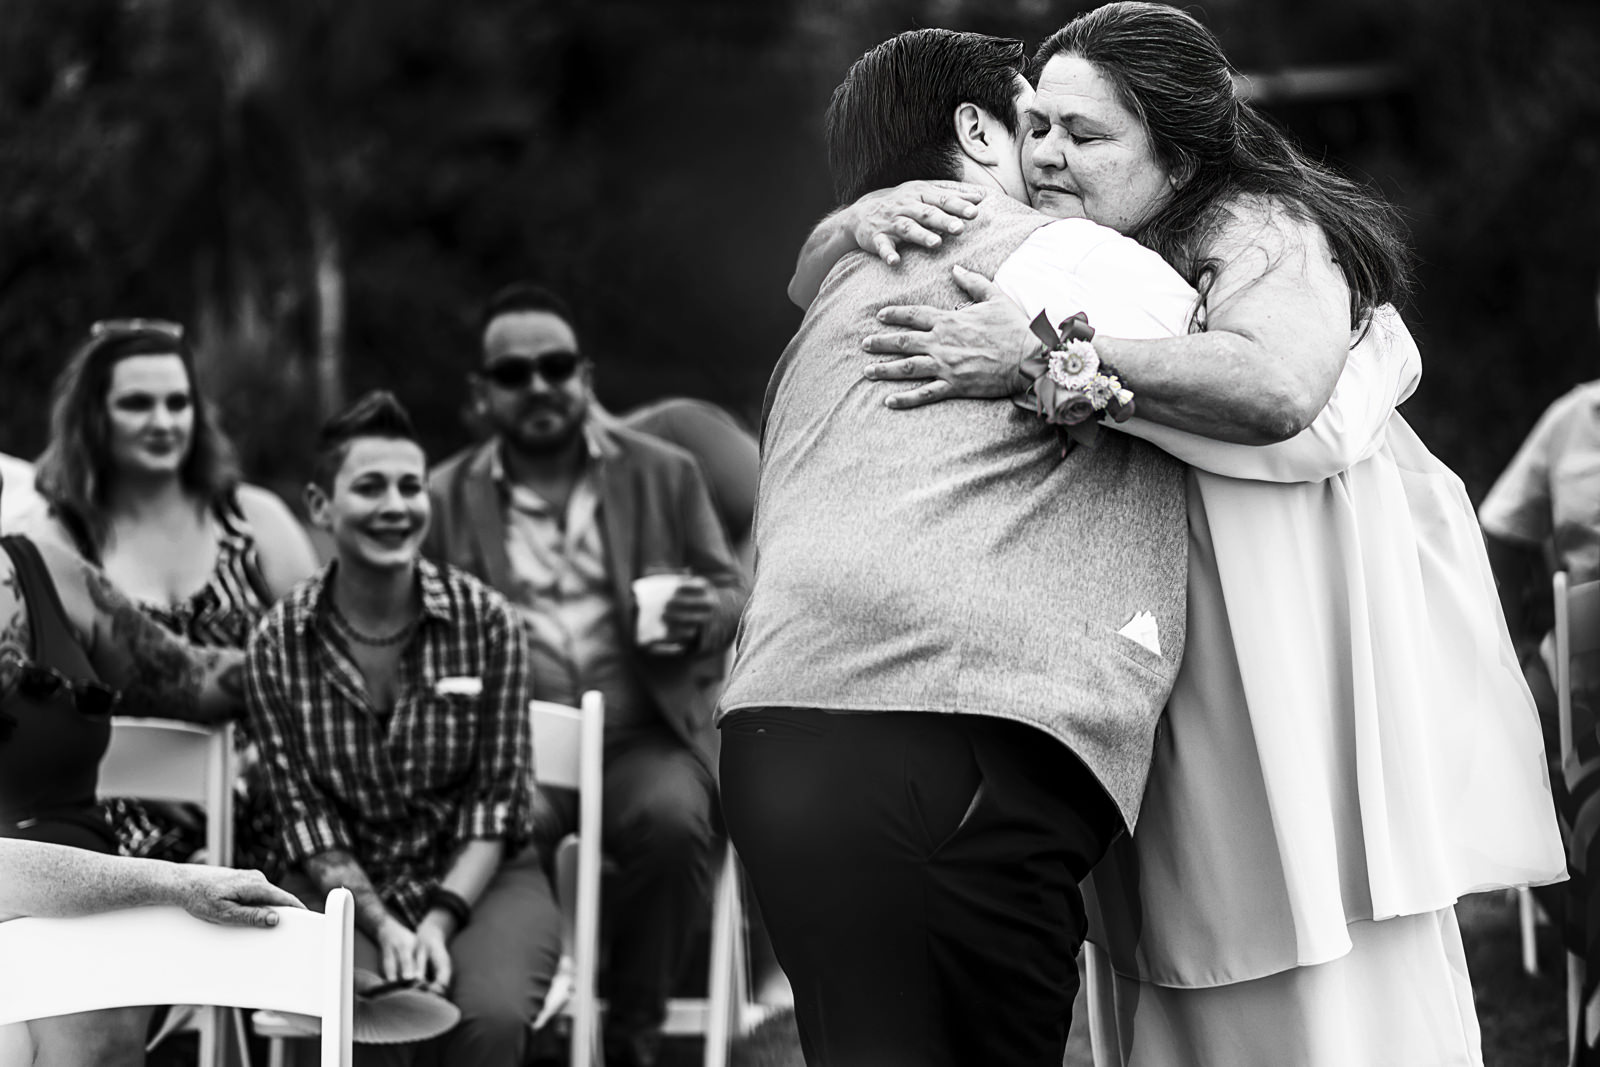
[1086,375,1118,407]
[1047,339,1100,390]
[1116,388,1135,406]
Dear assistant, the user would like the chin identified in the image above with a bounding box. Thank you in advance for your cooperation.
[342,538,421,573]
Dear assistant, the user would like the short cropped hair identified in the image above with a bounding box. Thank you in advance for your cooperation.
[476,282,579,351]
[825,29,1026,205]
[310,390,421,490]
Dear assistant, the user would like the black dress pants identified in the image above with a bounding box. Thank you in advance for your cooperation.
[720,709,1120,1067]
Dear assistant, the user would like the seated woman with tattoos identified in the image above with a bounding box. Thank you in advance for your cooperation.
[245,392,561,1067]
[0,467,249,1066]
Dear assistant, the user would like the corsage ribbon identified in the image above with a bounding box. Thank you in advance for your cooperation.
[1011,311,1135,449]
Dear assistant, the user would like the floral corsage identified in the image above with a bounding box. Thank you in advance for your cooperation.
[1012,311,1135,449]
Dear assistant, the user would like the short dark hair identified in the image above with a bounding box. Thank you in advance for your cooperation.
[1032,2,1410,327]
[477,282,579,352]
[310,390,421,490]
[825,29,1026,205]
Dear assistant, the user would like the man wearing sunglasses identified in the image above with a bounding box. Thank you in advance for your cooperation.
[424,282,747,1067]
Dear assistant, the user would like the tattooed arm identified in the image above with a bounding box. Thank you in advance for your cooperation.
[35,539,244,723]
[306,849,422,982]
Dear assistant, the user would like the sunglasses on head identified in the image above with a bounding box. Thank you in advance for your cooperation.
[3,663,121,720]
[482,352,582,389]
[90,318,185,342]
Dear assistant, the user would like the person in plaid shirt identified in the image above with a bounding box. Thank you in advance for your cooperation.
[246,391,560,1066]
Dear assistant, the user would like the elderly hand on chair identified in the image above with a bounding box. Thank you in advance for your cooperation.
[169,866,303,928]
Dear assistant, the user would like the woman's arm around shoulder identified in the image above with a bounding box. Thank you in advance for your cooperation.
[235,484,320,600]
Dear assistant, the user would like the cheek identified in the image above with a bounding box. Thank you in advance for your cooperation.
[106,412,143,449]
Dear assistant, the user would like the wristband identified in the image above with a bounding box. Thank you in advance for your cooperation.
[426,885,472,931]
[1012,311,1135,448]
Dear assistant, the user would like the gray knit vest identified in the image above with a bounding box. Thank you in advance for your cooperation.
[721,190,1188,828]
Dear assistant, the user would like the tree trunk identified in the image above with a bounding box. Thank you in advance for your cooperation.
[310,204,345,421]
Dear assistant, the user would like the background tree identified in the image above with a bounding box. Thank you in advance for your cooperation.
[2,0,1597,503]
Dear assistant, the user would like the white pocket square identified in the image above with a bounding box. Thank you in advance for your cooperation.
[1117,612,1162,657]
[435,676,484,698]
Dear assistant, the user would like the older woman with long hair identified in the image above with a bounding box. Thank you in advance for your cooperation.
[791,4,1563,1062]
[24,317,317,872]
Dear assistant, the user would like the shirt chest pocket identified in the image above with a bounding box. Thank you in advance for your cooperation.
[398,693,481,795]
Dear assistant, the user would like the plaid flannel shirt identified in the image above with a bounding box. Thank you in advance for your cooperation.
[245,559,534,925]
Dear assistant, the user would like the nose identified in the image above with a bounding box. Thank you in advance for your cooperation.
[148,402,175,430]
[1029,129,1067,172]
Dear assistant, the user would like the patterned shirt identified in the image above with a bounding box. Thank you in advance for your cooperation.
[493,431,652,727]
[245,558,534,925]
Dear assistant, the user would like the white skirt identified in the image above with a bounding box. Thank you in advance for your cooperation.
[1085,908,1483,1067]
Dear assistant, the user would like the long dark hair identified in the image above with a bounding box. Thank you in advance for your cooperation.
[1033,2,1411,329]
[33,322,242,557]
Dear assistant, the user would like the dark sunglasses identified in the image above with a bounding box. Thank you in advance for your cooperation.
[482,352,582,389]
[90,318,185,342]
[3,663,121,720]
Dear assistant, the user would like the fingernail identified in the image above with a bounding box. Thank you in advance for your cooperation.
[949,221,963,233]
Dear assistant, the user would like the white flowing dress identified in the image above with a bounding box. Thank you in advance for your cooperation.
[1085,307,1568,1065]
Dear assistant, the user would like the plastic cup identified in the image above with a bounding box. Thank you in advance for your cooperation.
[632,573,687,652]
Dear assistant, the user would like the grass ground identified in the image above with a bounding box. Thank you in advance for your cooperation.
[705,890,1568,1067]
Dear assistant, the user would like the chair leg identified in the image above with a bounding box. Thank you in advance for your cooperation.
[1520,887,1540,975]
[704,845,744,1067]
[268,1037,286,1067]
[1573,952,1587,1061]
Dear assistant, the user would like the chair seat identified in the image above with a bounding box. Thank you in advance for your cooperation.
[253,1009,322,1038]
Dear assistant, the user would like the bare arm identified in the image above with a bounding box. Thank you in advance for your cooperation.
[235,485,320,600]
[1089,202,1352,442]
[410,839,504,991]
[303,848,395,941]
[862,198,1357,445]
[0,839,301,926]
[36,540,243,722]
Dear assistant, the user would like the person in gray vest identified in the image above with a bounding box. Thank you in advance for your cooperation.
[717,29,1192,1067]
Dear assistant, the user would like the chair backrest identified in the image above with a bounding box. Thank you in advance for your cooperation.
[530,701,585,791]
[528,692,605,1067]
[0,887,355,1065]
[98,718,235,865]
[1555,572,1600,760]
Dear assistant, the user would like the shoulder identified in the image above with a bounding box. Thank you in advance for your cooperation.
[234,485,308,548]
[234,484,319,596]
[1203,193,1333,266]
[428,443,486,491]
[603,423,702,477]
[427,559,516,624]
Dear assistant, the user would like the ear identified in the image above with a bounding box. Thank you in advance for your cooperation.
[953,101,1003,167]
[304,482,332,531]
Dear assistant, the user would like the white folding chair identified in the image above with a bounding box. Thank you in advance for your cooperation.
[1556,571,1600,1057]
[530,693,607,1067]
[98,718,237,1066]
[0,887,355,1067]
[528,692,773,1067]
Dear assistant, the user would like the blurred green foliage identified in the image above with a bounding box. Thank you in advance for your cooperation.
[0,0,1596,502]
